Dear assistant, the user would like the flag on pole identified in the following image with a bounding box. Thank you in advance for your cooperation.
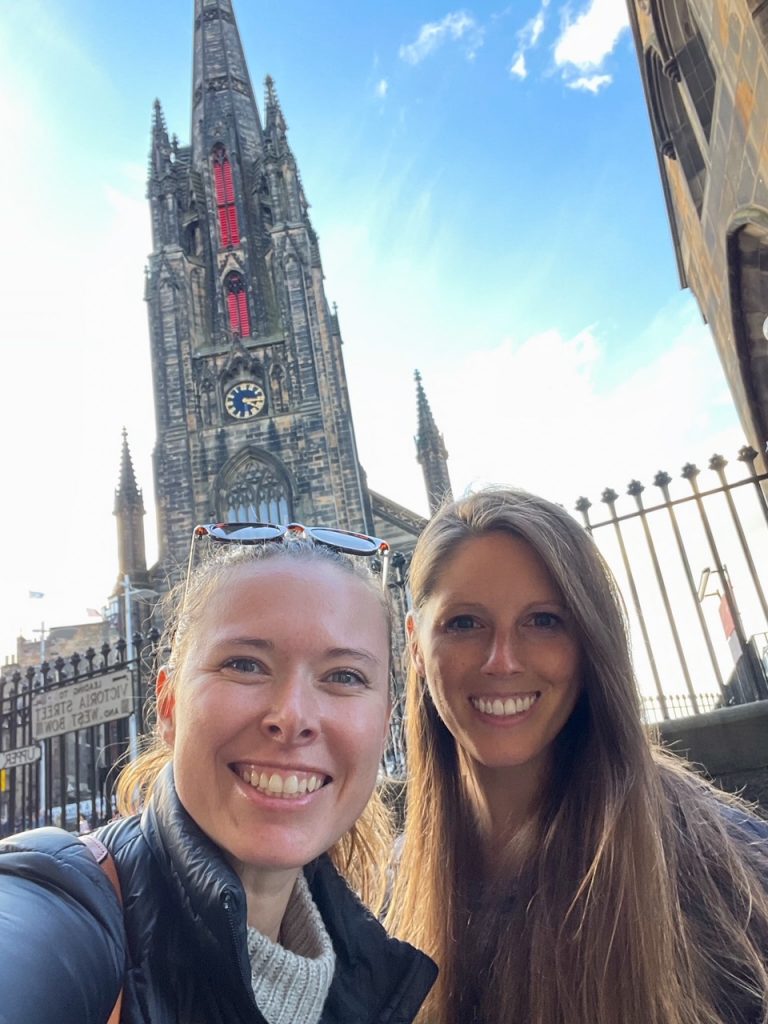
[28,591,45,599]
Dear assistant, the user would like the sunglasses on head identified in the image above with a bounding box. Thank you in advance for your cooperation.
[185,521,391,594]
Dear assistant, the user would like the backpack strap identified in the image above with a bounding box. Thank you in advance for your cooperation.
[81,834,124,1024]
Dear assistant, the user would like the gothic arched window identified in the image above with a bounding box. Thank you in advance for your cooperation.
[647,47,706,215]
[212,145,241,247]
[662,0,716,140]
[225,272,251,337]
[222,457,292,524]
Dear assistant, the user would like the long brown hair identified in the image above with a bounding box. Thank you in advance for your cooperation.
[387,486,768,1024]
[117,538,394,910]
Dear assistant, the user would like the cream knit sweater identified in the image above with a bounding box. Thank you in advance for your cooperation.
[246,874,336,1024]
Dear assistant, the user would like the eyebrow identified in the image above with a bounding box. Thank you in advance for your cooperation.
[434,597,567,612]
[325,646,382,666]
[218,637,274,650]
[212,638,382,665]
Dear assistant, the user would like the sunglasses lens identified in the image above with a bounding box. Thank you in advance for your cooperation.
[205,523,285,542]
[308,527,379,554]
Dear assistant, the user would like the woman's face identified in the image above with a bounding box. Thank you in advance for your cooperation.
[408,531,582,786]
[158,558,391,880]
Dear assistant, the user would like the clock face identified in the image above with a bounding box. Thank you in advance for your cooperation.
[225,381,266,419]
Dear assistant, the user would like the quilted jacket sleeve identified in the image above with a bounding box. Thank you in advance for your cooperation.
[0,827,125,1024]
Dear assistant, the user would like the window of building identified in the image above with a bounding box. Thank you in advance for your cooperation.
[222,458,291,523]
[665,0,717,140]
[649,46,707,215]
[224,272,251,337]
[212,145,241,247]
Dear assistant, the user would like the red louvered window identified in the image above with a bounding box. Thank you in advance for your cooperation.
[225,273,251,337]
[212,145,240,247]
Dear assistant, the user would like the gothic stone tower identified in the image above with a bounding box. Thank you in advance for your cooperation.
[627,0,768,461]
[146,0,387,578]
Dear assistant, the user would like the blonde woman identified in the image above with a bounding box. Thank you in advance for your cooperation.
[388,488,768,1024]
[0,525,436,1024]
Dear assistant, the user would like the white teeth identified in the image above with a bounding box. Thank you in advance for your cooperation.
[472,695,538,717]
[239,768,325,798]
[267,773,283,794]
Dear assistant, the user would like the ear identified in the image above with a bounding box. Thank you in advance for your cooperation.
[405,610,426,676]
[155,667,176,746]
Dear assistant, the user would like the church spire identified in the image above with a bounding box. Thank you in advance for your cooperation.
[147,98,182,248]
[264,74,288,151]
[113,429,149,589]
[414,370,453,515]
[191,0,263,167]
[150,99,172,179]
[263,74,311,234]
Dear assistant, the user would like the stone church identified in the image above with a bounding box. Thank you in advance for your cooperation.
[627,0,768,464]
[114,0,452,600]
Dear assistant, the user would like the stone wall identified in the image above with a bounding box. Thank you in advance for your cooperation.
[658,699,768,810]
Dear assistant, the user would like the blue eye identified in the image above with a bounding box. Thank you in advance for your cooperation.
[223,657,265,674]
[325,669,370,688]
[445,614,481,631]
[529,612,563,629]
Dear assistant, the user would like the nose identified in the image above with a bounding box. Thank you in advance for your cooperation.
[260,676,319,745]
[481,631,524,677]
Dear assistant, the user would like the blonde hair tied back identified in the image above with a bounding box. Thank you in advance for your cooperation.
[117,537,394,909]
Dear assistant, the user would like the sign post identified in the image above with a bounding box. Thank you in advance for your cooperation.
[0,745,42,770]
[32,670,133,741]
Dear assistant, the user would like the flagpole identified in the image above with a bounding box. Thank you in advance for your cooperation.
[32,622,46,664]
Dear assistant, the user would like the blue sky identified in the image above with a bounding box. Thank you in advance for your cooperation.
[0,0,747,666]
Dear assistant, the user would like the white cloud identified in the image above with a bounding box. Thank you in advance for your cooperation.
[410,304,745,518]
[554,0,629,73]
[510,53,527,79]
[568,73,613,93]
[528,7,548,46]
[399,12,484,65]
[509,1,549,83]
[375,78,389,98]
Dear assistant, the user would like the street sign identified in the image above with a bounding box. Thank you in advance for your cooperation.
[32,670,133,741]
[0,744,42,770]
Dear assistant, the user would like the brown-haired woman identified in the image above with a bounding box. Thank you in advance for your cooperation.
[0,527,436,1024]
[388,487,768,1024]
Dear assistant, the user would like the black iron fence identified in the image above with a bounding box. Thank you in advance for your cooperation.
[575,445,768,722]
[0,632,159,838]
[2,445,766,805]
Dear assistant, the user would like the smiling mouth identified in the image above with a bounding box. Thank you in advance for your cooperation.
[470,693,540,717]
[234,765,330,799]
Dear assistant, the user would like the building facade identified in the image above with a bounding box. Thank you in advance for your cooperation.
[117,0,450,590]
[627,0,768,460]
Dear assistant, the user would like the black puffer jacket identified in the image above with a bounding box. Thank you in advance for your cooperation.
[0,766,436,1024]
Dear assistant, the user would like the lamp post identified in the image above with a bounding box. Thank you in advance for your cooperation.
[122,575,158,760]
